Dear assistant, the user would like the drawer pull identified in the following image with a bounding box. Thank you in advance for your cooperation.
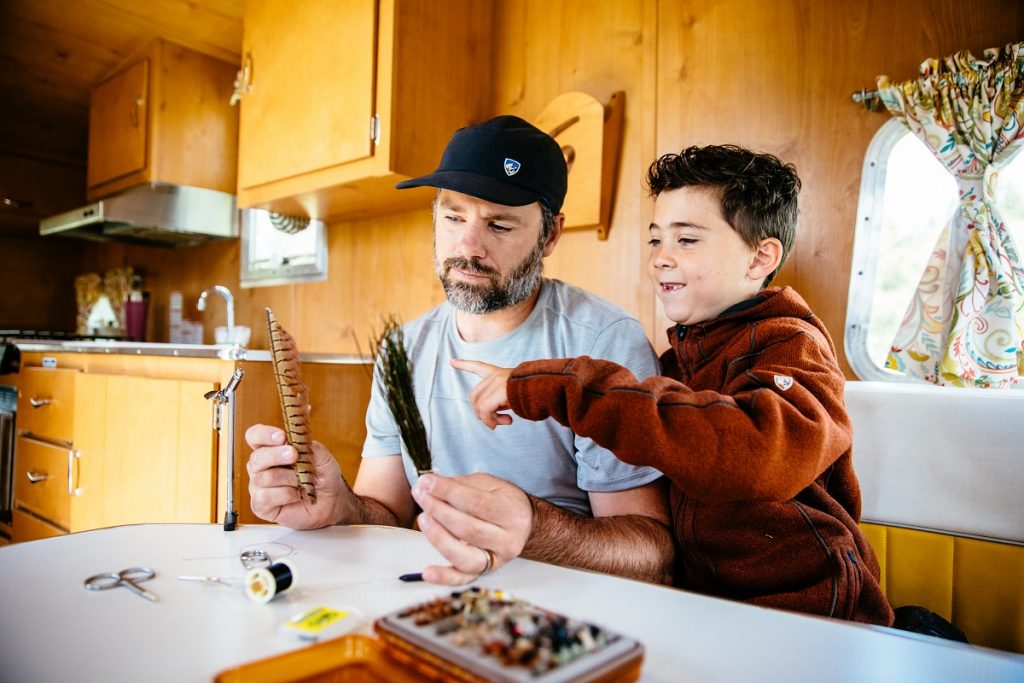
[69,449,82,496]
[29,397,53,408]
[26,471,49,483]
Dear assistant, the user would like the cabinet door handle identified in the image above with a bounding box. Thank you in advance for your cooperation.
[230,52,253,106]
[129,97,144,128]
[2,196,33,209]
[29,397,53,408]
[68,449,82,496]
[26,470,49,483]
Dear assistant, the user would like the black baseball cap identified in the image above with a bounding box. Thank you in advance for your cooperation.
[395,115,568,213]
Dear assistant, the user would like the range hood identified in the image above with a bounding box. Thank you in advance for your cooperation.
[40,183,238,248]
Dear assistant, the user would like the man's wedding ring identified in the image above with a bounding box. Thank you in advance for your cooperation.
[480,547,495,575]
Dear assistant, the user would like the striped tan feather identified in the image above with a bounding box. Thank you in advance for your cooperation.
[265,308,316,504]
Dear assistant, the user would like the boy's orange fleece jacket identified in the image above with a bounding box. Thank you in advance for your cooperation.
[507,287,893,625]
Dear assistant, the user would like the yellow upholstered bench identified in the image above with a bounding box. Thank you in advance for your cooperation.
[846,382,1024,654]
[860,523,1024,653]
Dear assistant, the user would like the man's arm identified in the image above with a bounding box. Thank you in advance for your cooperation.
[351,454,418,527]
[411,473,674,585]
[524,480,674,585]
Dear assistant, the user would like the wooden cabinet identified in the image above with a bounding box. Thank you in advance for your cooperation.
[12,366,219,542]
[11,509,63,543]
[69,374,219,531]
[13,436,72,529]
[17,367,77,443]
[14,366,79,538]
[235,0,492,221]
[86,38,239,200]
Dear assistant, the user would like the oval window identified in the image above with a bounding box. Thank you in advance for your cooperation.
[845,119,1024,382]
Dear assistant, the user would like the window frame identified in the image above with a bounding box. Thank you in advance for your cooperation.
[239,208,329,289]
[844,118,916,382]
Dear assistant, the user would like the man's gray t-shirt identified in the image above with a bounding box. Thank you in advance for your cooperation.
[362,278,662,516]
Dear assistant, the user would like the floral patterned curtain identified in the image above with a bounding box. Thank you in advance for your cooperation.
[877,42,1024,388]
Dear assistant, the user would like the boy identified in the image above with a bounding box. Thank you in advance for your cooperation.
[453,145,894,625]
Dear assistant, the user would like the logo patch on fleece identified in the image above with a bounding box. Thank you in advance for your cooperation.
[774,374,794,391]
[504,158,521,176]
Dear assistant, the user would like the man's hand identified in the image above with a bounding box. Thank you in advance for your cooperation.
[411,472,533,585]
[245,424,347,529]
[450,359,514,429]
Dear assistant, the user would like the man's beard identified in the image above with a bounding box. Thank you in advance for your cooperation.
[435,240,545,314]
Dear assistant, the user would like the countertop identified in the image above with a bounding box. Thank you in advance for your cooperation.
[13,338,371,364]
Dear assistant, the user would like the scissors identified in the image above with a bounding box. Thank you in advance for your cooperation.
[83,567,158,602]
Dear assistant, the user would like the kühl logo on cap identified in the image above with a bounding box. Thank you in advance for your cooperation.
[503,158,521,176]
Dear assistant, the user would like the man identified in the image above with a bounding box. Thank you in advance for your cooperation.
[246,115,673,585]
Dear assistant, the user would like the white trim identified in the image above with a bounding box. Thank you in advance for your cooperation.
[844,119,912,382]
[859,519,1024,548]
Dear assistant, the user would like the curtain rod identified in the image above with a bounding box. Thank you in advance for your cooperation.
[850,88,879,104]
[851,88,887,112]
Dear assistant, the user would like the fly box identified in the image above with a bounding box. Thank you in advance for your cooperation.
[374,587,644,683]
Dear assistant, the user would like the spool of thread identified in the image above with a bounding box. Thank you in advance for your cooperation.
[245,561,295,603]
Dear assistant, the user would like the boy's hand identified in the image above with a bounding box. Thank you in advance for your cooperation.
[450,359,514,429]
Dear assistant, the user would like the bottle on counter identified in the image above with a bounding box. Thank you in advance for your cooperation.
[169,291,183,343]
[124,290,150,342]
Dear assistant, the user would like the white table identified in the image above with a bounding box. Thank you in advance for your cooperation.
[1,524,1021,682]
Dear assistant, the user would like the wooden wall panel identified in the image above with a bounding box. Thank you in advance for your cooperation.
[490,0,660,337]
[654,0,1024,368]
[75,238,240,344]
[295,209,444,353]
[0,236,81,331]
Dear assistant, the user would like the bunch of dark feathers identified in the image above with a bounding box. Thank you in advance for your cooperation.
[372,316,432,474]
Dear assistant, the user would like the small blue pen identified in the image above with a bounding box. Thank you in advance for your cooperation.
[399,572,423,582]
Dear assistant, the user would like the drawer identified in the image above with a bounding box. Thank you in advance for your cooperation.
[12,508,66,543]
[18,367,78,443]
[13,436,71,530]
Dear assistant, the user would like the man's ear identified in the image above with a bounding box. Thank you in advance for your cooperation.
[748,238,783,281]
[542,213,565,256]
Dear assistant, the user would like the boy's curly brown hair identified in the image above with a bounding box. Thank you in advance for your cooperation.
[646,145,801,286]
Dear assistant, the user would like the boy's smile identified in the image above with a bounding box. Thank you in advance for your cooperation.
[648,187,776,326]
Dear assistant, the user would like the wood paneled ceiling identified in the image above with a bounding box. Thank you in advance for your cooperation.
[0,0,243,166]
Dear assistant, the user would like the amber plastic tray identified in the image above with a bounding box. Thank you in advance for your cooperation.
[213,634,442,683]
[214,630,642,683]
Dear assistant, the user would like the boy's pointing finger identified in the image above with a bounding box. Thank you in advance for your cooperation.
[450,358,498,377]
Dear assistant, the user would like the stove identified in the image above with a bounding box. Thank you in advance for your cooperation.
[1,330,126,375]
[0,329,125,342]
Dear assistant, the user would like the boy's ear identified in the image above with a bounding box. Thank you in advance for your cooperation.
[748,238,784,281]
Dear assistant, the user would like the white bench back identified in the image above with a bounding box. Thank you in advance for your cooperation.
[845,381,1024,544]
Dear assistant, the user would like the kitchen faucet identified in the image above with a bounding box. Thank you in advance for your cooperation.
[197,285,234,342]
